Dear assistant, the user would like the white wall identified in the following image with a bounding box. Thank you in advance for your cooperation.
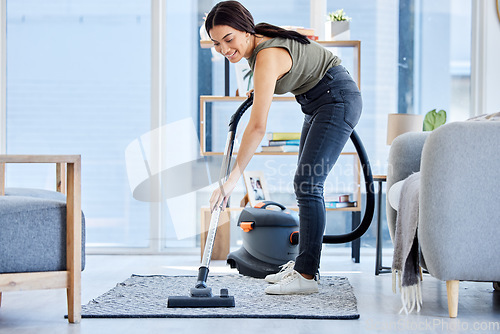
[471,0,500,115]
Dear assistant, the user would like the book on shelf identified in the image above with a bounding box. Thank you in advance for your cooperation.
[325,194,353,202]
[266,132,301,141]
[261,145,299,153]
[325,201,357,209]
[269,139,300,146]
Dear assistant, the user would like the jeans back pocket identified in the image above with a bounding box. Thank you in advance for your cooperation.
[340,90,362,129]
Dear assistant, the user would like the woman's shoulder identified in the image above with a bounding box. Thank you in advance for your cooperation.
[253,40,293,62]
[252,38,296,60]
[248,38,285,67]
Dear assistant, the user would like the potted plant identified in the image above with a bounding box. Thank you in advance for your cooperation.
[423,109,447,131]
[325,9,351,41]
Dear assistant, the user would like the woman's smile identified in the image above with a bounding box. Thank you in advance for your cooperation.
[225,50,237,59]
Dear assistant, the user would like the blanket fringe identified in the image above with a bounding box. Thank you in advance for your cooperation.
[392,269,402,294]
[392,269,423,314]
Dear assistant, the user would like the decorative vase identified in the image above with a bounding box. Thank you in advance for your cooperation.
[325,21,350,41]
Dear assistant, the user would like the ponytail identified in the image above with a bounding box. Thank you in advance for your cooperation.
[255,23,310,45]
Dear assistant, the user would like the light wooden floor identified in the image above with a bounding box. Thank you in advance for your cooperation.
[1,249,499,334]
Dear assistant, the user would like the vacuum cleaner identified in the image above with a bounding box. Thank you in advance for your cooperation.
[227,201,299,278]
[167,94,254,308]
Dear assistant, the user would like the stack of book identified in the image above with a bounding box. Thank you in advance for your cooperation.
[261,132,301,153]
[325,194,357,209]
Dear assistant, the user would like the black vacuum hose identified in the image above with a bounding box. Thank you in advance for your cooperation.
[322,129,375,244]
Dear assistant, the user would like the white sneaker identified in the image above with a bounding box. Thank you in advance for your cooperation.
[265,270,319,295]
[265,261,295,284]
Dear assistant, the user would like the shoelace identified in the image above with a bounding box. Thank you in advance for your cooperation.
[275,261,320,283]
[279,270,299,285]
[277,261,295,274]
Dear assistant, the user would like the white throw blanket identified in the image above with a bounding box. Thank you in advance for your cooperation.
[391,172,422,314]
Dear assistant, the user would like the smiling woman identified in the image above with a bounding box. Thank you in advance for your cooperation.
[203,0,362,296]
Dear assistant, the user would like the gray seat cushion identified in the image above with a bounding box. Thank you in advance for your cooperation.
[0,188,85,274]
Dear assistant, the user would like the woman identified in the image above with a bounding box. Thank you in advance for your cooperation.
[207,1,362,295]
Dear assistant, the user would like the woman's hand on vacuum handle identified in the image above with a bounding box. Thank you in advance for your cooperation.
[209,174,238,212]
[246,89,254,98]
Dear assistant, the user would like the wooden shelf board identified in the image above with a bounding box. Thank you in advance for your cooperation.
[201,151,357,156]
[200,95,296,102]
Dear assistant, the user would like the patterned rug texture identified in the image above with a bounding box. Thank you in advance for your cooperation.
[81,274,359,319]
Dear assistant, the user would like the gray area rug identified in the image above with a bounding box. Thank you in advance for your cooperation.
[81,274,359,319]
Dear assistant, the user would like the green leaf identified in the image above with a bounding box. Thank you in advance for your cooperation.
[327,9,351,21]
[423,109,447,131]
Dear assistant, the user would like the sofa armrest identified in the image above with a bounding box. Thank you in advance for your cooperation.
[418,122,500,281]
[386,132,430,241]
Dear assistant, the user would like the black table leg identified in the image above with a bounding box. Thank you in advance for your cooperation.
[375,179,391,275]
[351,211,361,263]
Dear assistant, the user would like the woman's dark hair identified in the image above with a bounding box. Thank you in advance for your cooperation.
[205,1,310,45]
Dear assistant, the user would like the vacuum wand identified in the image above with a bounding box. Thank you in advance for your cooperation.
[196,204,222,288]
[167,94,253,308]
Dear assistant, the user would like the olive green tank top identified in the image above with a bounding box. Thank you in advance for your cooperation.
[247,37,341,95]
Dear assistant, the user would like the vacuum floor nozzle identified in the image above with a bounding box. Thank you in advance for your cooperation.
[167,288,235,308]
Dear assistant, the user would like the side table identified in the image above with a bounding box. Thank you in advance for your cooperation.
[374,175,391,275]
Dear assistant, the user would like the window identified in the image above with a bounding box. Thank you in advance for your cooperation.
[1,0,472,252]
[5,0,152,248]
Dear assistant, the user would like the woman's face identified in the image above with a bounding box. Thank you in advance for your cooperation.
[209,25,252,62]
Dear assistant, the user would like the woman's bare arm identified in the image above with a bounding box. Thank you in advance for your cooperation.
[210,47,292,211]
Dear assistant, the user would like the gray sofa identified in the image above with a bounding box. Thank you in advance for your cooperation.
[386,121,500,317]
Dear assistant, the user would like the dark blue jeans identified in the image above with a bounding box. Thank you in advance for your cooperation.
[293,65,362,276]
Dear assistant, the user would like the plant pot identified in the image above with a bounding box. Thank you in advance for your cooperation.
[325,21,350,41]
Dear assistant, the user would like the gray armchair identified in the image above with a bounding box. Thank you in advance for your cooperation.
[0,155,85,323]
[386,121,500,317]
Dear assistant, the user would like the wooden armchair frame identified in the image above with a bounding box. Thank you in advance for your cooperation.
[0,155,82,323]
